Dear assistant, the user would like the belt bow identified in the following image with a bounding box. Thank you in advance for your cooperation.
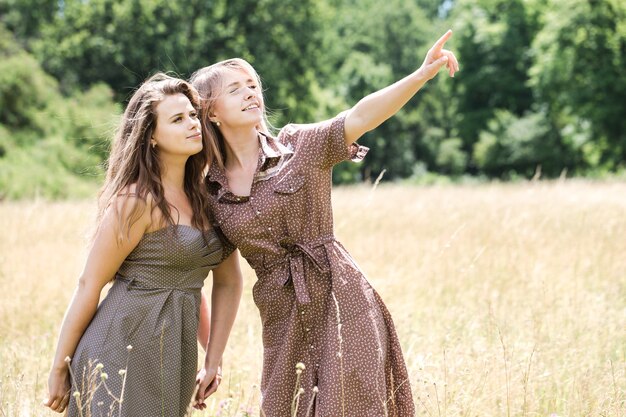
[278,236,330,304]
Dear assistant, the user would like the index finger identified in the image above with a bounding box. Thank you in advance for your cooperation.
[432,30,453,53]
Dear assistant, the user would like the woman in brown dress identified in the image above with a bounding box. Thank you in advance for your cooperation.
[43,74,243,416]
[191,31,459,416]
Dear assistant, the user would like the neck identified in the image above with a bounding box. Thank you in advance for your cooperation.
[221,126,260,171]
[159,155,187,192]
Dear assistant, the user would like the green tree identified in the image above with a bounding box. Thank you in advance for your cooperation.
[451,0,537,148]
[0,25,60,136]
[33,0,198,97]
[473,110,569,177]
[321,0,440,181]
[0,0,57,42]
[0,24,119,199]
[32,0,327,127]
[529,0,626,170]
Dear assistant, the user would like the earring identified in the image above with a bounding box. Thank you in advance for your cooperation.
[151,141,156,148]
[215,121,221,127]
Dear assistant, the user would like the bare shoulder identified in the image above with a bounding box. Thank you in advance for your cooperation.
[103,184,154,234]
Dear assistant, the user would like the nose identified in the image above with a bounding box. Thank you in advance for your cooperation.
[188,116,200,129]
[244,86,256,99]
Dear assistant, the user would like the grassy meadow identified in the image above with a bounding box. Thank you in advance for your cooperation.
[0,181,624,416]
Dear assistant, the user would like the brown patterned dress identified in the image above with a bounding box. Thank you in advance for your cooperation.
[206,114,415,416]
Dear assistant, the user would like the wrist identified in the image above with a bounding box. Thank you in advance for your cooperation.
[50,364,69,375]
[51,356,71,374]
[414,66,431,83]
[204,353,223,369]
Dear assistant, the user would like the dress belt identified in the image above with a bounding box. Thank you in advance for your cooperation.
[115,274,200,294]
[264,235,336,305]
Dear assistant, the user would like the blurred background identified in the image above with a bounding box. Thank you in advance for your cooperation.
[1,0,625,199]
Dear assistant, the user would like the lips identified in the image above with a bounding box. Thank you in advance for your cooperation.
[187,132,202,139]
[242,103,260,111]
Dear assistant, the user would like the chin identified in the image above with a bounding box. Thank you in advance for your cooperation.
[187,143,204,155]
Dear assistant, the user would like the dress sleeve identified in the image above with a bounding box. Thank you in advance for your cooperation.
[282,112,369,169]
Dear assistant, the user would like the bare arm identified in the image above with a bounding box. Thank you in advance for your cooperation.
[344,30,459,144]
[197,289,211,349]
[43,196,150,413]
[195,250,243,404]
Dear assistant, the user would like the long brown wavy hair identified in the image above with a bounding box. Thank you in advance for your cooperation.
[190,58,273,170]
[97,73,211,242]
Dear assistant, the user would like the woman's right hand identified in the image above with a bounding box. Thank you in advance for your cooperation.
[418,30,459,80]
[43,366,71,413]
[194,364,223,409]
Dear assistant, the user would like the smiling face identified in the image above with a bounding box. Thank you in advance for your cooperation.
[209,68,264,131]
[152,93,203,158]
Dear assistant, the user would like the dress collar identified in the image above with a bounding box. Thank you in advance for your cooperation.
[206,132,294,200]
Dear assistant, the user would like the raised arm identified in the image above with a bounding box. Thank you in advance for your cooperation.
[43,196,150,414]
[195,250,243,405]
[344,30,459,144]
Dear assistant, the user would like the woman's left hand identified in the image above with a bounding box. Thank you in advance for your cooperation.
[419,30,460,80]
[43,366,71,413]
[193,365,223,410]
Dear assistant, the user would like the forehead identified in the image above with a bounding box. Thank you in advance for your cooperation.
[155,93,193,116]
[220,67,256,86]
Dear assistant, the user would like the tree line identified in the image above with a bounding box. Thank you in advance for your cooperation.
[1,0,624,198]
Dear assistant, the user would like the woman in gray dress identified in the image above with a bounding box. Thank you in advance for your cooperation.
[43,74,243,416]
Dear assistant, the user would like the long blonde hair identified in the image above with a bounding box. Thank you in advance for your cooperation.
[190,58,273,170]
[97,73,211,241]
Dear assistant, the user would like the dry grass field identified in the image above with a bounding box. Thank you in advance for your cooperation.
[0,181,624,416]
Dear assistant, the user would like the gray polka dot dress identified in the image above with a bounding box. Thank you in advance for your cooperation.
[66,225,223,417]
[206,113,415,416]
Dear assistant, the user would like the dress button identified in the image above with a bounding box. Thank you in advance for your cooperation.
[256,210,261,215]
[305,327,310,332]
[250,196,254,200]
[300,310,305,315]
[310,344,314,349]
[268,227,272,231]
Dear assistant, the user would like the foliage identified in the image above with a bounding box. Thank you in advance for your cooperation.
[0,0,57,41]
[529,0,626,170]
[451,0,537,146]
[473,110,561,177]
[1,0,625,198]
[323,0,437,182]
[0,136,100,199]
[0,33,59,134]
[0,24,119,199]
[31,0,327,126]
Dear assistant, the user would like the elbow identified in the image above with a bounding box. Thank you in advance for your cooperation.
[76,275,89,292]
[214,275,243,293]
[74,274,105,299]
[212,275,244,303]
